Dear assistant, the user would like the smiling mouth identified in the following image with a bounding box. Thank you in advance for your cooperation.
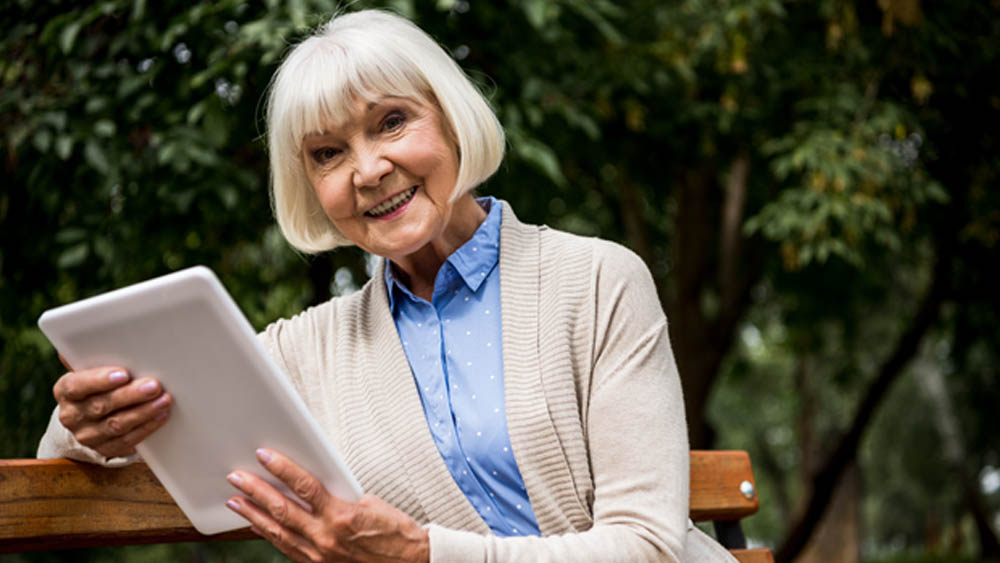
[365,186,418,218]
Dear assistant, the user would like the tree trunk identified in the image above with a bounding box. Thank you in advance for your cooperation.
[795,460,862,563]
[916,362,1000,557]
[668,162,720,448]
[666,154,757,449]
[775,246,951,563]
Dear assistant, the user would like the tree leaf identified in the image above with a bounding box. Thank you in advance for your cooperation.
[59,20,82,54]
[57,243,89,268]
[84,140,110,174]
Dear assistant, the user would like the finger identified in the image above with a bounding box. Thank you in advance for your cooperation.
[59,378,166,428]
[226,469,315,534]
[255,448,334,513]
[91,405,171,458]
[54,367,131,402]
[74,392,172,446]
[58,353,73,371]
[226,496,321,562]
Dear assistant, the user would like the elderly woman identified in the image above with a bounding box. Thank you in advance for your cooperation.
[39,9,736,563]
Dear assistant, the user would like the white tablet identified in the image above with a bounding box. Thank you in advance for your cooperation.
[38,266,363,535]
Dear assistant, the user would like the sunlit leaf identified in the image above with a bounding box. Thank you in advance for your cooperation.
[57,243,89,268]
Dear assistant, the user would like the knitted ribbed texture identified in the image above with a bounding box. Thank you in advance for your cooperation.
[38,202,736,562]
[258,204,734,561]
[264,262,489,534]
[500,219,594,535]
[263,204,603,536]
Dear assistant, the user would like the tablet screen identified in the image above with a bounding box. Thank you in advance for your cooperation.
[39,266,362,535]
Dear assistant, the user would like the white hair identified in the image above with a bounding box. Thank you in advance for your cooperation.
[266,9,505,253]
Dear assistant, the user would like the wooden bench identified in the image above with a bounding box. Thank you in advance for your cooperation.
[0,450,772,562]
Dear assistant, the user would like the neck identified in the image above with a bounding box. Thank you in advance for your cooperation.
[390,195,486,301]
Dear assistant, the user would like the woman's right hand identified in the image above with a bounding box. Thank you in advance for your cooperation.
[52,365,173,458]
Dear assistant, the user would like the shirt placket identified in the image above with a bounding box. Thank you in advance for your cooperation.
[410,301,450,445]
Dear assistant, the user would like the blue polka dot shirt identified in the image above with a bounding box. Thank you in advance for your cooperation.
[385,197,540,537]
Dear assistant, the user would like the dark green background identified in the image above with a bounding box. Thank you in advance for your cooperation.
[2,0,998,561]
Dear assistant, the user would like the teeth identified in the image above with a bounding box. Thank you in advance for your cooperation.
[367,187,417,217]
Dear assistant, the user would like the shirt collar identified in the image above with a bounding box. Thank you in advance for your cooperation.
[385,196,502,310]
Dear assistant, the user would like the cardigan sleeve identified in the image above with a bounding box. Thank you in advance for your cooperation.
[423,241,735,562]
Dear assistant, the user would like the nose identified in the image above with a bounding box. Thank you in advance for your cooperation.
[352,145,393,188]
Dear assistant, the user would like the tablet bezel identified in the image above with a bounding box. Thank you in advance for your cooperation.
[38,266,363,535]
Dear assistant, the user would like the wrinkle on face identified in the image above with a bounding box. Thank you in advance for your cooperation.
[299,94,482,297]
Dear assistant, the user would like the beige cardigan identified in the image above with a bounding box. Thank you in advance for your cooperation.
[38,203,735,562]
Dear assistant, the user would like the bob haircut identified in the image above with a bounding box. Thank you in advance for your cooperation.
[266,9,505,253]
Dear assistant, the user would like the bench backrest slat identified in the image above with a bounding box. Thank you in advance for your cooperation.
[0,450,760,553]
[689,450,760,521]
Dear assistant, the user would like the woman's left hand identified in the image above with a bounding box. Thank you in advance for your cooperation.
[226,449,430,563]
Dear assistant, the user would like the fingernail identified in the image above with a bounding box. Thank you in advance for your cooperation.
[109,371,128,384]
[152,395,170,409]
[226,499,240,511]
[256,448,272,465]
[140,381,159,394]
[227,472,243,486]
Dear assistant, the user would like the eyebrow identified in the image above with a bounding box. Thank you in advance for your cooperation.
[303,95,413,139]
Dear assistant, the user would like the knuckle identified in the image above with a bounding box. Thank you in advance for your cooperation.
[59,378,79,400]
[85,397,111,419]
[58,406,81,429]
[314,535,337,555]
[105,415,125,436]
[264,523,285,544]
[291,475,319,502]
[269,499,289,523]
[332,506,361,533]
[75,428,100,447]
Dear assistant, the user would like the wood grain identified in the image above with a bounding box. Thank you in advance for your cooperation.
[690,450,760,521]
[731,548,776,563]
[0,458,255,552]
[1,451,764,553]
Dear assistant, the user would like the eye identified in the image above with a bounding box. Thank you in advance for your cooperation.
[310,147,341,164]
[381,110,406,132]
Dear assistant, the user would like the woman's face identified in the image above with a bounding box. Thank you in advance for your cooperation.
[301,95,465,264]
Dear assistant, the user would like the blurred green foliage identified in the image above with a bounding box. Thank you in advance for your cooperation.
[2,0,999,561]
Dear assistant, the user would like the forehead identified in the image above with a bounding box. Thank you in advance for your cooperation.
[278,36,434,148]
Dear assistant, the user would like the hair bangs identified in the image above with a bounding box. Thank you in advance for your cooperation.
[280,37,431,155]
[266,9,505,254]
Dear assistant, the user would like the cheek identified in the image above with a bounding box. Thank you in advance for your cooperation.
[312,174,354,219]
[408,145,457,193]
[398,126,457,177]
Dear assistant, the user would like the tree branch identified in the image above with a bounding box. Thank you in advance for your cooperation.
[719,150,749,293]
[775,246,951,563]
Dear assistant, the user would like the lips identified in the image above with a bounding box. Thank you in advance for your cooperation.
[365,186,418,218]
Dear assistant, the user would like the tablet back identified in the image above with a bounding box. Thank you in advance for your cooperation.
[38,266,362,535]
